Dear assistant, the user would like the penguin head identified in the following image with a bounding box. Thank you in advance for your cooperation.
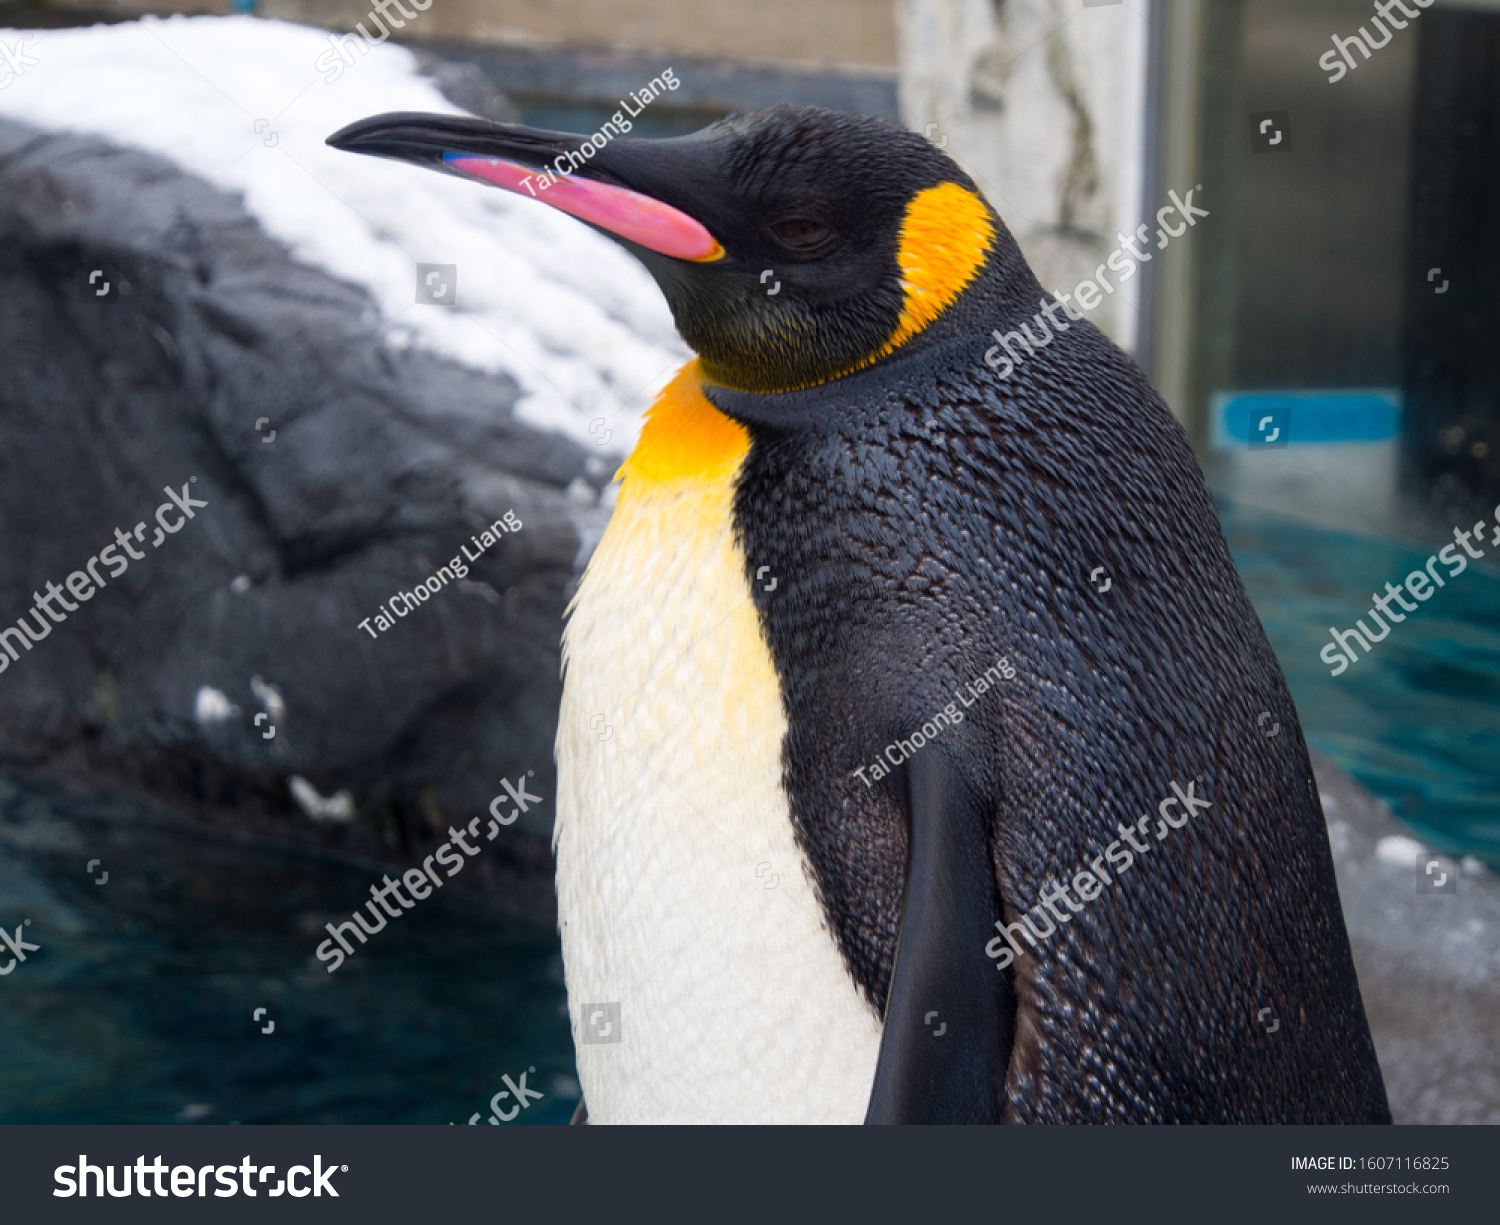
[327,104,1000,392]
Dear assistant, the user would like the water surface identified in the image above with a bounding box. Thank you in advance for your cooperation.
[0,776,578,1124]
[1224,500,1500,864]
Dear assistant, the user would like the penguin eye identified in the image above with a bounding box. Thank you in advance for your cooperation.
[770,217,837,253]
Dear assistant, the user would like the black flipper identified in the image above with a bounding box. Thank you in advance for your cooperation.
[864,750,1012,1123]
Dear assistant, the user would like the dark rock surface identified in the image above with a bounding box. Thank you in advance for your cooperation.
[0,116,608,918]
[1313,751,1500,1124]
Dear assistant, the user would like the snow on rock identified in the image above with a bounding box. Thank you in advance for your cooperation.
[1374,834,1426,869]
[0,15,686,451]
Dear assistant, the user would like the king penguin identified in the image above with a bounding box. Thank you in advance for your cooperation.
[328,104,1391,1124]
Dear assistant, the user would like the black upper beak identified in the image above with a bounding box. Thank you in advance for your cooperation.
[326,112,597,178]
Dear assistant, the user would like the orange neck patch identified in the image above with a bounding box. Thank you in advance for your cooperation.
[618,360,750,489]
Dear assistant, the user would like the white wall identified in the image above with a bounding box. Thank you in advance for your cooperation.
[896,0,1151,350]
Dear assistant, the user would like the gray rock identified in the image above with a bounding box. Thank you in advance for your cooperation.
[0,117,603,917]
[1314,751,1500,1124]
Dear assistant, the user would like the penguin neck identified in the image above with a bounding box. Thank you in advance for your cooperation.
[905,236,1053,350]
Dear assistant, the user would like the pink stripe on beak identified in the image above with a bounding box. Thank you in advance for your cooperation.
[446,155,724,263]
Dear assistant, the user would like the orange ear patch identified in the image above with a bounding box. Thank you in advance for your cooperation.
[867,182,995,365]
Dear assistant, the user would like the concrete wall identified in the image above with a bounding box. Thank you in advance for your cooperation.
[896,0,1152,351]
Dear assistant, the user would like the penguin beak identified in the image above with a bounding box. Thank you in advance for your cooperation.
[325,112,725,264]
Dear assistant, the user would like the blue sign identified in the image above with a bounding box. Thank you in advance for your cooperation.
[1211,390,1402,450]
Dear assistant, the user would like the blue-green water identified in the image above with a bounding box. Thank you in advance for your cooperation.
[2,502,1496,1123]
[1224,500,1500,864]
[0,777,579,1125]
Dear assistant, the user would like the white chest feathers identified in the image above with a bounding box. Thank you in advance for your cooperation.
[554,474,882,1124]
